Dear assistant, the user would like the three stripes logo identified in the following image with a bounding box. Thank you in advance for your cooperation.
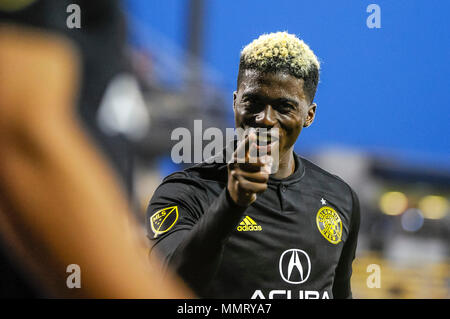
[237,216,262,232]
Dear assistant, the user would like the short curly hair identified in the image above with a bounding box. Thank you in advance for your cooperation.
[238,31,320,103]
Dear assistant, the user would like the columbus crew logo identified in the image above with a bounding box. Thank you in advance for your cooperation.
[316,206,342,244]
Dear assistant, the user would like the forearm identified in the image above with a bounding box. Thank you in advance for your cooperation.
[0,25,192,298]
[162,189,246,294]
[0,112,190,298]
[332,189,361,299]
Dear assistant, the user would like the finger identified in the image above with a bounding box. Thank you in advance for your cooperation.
[234,130,257,163]
[261,156,274,174]
[233,134,250,163]
[247,139,258,163]
[256,140,280,156]
[241,147,271,171]
[238,160,266,172]
[236,175,268,194]
[266,140,279,173]
[268,140,280,156]
[232,169,269,183]
[242,192,257,205]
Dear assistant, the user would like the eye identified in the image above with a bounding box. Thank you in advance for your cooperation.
[277,102,295,114]
[241,96,262,112]
[241,96,256,104]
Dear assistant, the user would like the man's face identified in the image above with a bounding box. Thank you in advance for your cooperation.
[233,69,316,159]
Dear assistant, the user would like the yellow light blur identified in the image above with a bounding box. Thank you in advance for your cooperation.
[418,195,449,219]
[0,0,37,12]
[379,191,408,216]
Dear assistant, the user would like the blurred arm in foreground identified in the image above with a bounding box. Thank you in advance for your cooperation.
[0,24,193,298]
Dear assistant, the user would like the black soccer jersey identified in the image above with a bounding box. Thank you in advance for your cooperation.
[147,150,360,299]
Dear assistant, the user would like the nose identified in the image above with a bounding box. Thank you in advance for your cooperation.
[255,104,276,128]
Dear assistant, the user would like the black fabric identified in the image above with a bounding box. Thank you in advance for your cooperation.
[0,0,131,297]
[0,244,39,298]
[147,148,361,299]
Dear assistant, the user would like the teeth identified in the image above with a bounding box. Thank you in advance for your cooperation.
[256,137,271,144]
[246,128,279,143]
[256,135,277,142]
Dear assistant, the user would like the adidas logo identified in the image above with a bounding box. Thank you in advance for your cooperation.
[237,216,262,232]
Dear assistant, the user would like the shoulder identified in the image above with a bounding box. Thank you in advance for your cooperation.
[152,161,227,200]
[299,155,355,195]
[184,160,228,184]
[148,161,228,227]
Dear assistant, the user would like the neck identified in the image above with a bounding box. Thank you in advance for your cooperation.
[271,148,295,179]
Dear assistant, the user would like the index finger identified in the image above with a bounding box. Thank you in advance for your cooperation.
[234,131,256,163]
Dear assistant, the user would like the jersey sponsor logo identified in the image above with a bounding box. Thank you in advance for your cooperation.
[279,249,311,284]
[251,289,330,299]
[237,216,262,232]
[316,206,342,244]
[251,248,329,299]
[150,206,179,238]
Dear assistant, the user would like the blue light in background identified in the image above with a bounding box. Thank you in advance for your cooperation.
[124,0,450,169]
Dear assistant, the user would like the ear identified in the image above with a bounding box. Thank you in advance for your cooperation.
[233,91,237,112]
[303,103,316,127]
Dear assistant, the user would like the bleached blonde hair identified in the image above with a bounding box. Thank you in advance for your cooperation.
[238,31,320,102]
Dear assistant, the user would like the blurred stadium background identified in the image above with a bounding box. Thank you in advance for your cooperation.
[113,0,449,299]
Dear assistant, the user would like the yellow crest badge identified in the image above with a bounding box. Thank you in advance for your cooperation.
[150,206,179,238]
[316,206,342,244]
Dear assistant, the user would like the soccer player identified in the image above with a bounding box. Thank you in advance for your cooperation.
[147,32,360,299]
